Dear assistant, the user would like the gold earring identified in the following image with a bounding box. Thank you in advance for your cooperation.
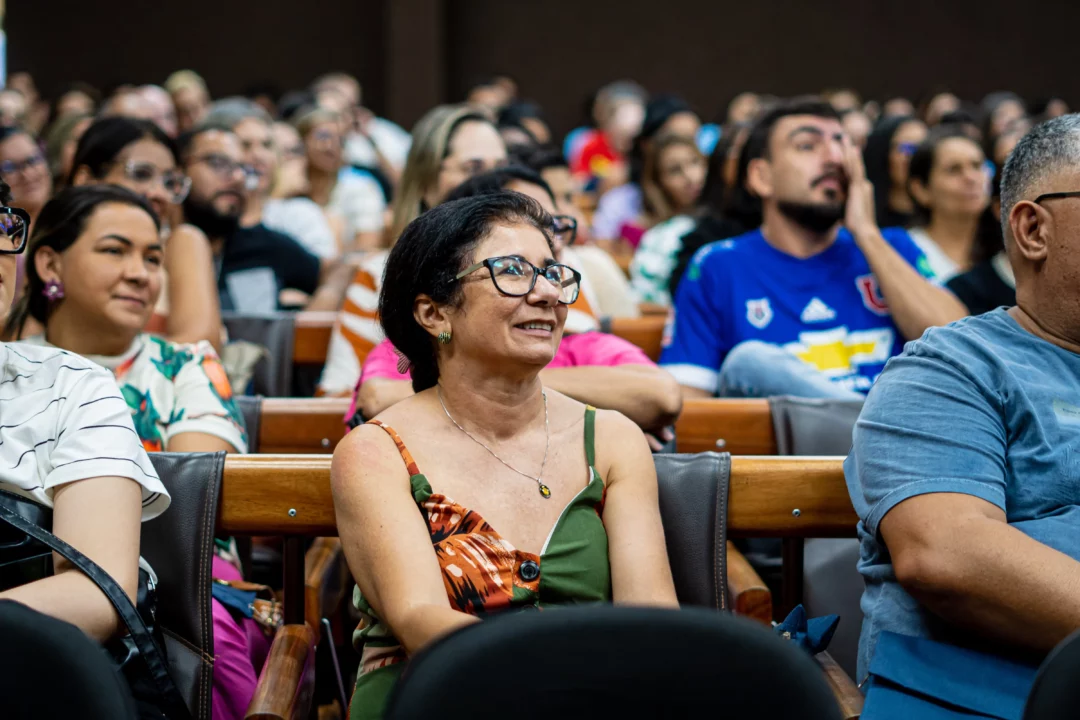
[437,331,452,345]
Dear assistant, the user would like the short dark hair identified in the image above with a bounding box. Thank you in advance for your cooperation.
[723,97,841,227]
[444,164,557,209]
[379,192,552,392]
[0,178,12,206]
[68,116,177,185]
[742,96,841,163]
[175,124,233,162]
[519,145,567,174]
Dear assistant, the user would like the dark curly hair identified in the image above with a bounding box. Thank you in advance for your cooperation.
[379,192,553,392]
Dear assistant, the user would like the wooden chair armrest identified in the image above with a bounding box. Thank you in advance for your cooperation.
[304,537,346,641]
[815,650,863,720]
[637,302,669,316]
[246,624,317,720]
[726,541,772,625]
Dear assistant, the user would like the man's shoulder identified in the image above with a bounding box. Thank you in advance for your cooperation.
[893,310,1022,377]
[682,229,762,283]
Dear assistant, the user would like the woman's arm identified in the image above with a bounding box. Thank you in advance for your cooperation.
[358,377,415,418]
[168,433,238,453]
[165,224,223,351]
[332,424,478,653]
[595,410,679,607]
[0,476,143,641]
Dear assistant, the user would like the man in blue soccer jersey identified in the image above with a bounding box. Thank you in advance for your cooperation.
[660,98,967,398]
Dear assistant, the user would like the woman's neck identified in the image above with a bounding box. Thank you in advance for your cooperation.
[241,192,265,227]
[888,186,915,215]
[435,361,545,443]
[307,170,336,206]
[44,310,138,358]
[925,212,979,267]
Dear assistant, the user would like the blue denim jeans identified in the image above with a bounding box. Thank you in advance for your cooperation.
[717,341,865,400]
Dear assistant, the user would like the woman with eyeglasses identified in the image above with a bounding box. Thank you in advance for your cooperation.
[0,127,52,227]
[3,184,261,720]
[67,116,222,348]
[863,116,929,230]
[317,104,512,396]
[351,166,681,450]
[294,107,386,252]
[332,192,678,720]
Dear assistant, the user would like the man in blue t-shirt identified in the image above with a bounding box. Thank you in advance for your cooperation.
[847,115,1080,714]
[660,98,966,398]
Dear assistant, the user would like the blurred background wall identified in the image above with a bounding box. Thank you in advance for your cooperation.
[9,0,1077,134]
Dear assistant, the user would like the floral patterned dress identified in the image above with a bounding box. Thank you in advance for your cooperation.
[23,334,247,453]
[349,406,611,720]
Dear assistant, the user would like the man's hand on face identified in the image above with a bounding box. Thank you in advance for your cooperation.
[842,134,879,238]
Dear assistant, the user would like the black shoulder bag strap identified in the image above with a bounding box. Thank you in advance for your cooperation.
[0,495,193,720]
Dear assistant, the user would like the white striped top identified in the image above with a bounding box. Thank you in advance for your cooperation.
[0,341,170,519]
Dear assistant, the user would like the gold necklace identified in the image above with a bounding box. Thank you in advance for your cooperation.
[436,385,552,499]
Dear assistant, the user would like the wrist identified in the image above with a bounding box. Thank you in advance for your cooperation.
[848,222,881,243]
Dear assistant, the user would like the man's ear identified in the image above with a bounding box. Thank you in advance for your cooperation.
[745,157,773,199]
[413,293,452,339]
[1009,200,1049,263]
[34,246,63,285]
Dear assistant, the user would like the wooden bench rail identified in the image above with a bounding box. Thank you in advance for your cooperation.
[292,311,336,365]
[289,311,668,367]
[256,396,776,458]
[675,398,776,455]
[259,397,350,454]
[218,455,857,537]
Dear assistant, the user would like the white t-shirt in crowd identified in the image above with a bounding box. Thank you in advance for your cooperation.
[263,197,339,259]
[0,342,170,519]
[329,172,387,243]
[908,227,961,282]
[344,118,412,171]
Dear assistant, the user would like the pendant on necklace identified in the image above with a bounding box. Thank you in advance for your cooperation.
[539,483,552,499]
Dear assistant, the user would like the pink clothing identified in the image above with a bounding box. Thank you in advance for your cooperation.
[211,555,269,720]
[345,332,654,424]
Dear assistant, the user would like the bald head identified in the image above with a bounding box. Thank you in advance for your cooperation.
[1000,114,1080,240]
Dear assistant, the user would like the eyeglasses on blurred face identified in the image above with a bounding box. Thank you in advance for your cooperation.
[0,206,31,254]
[117,160,192,204]
[551,214,578,247]
[456,255,581,305]
[190,154,250,181]
[894,142,919,157]
[0,152,45,177]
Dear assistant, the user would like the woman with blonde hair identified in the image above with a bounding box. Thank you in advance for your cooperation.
[317,104,507,396]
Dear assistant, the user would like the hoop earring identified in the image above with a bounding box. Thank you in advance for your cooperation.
[437,331,452,345]
[42,279,65,302]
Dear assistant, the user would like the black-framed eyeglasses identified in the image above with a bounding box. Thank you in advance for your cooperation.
[116,161,192,204]
[552,214,578,246]
[1035,191,1080,205]
[0,206,31,254]
[0,153,45,177]
[190,154,250,180]
[455,256,581,305]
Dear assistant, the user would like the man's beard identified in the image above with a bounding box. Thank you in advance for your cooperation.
[776,200,845,234]
[183,194,242,240]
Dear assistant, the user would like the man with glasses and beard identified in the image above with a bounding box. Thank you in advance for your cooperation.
[661,98,966,399]
[179,126,350,312]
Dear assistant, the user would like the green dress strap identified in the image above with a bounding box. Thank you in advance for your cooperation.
[584,404,597,468]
